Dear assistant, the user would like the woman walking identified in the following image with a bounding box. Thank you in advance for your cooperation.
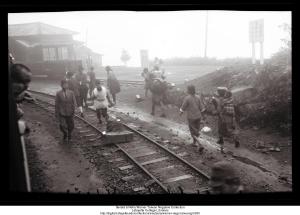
[180,85,206,153]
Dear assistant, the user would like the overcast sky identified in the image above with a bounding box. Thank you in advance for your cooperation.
[8,11,291,66]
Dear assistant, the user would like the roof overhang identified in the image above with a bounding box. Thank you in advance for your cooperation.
[14,39,83,48]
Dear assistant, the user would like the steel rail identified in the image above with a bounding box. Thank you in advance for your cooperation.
[33,98,105,137]
[30,97,170,193]
[122,123,210,180]
[116,144,169,193]
[30,90,210,182]
[97,79,144,86]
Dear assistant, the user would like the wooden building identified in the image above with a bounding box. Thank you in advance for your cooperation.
[8,22,102,79]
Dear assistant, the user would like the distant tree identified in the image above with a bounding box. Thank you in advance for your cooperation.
[271,23,291,66]
[279,23,291,50]
[121,49,131,66]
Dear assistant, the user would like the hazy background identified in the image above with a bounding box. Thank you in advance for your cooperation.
[8,11,291,67]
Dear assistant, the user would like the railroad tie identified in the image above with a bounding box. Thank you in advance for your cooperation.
[125,145,150,152]
[133,187,145,192]
[118,157,168,171]
[153,165,175,174]
[84,133,97,138]
[79,130,90,133]
[164,174,193,183]
[119,165,134,171]
[102,152,112,156]
[131,151,156,158]
[108,158,124,163]
[121,174,141,182]
[140,157,169,166]
[177,152,189,157]
[88,136,101,142]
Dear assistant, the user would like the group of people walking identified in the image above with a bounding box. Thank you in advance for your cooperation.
[56,63,240,157]
[8,50,243,194]
[55,65,120,142]
[180,84,240,154]
[141,65,240,154]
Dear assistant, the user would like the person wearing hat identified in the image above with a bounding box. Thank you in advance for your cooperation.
[180,84,206,153]
[105,66,121,105]
[55,79,77,142]
[212,87,240,153]
[75,65,89,113]
[209,161,244,194]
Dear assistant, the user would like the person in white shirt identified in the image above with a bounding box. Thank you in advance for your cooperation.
[91,80,114,124]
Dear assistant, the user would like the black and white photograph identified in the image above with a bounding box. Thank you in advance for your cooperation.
[8,10,292,198]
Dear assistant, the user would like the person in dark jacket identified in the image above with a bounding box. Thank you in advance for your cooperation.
[66,71,83,117]
[75,65,89,109]
[55,79,77,142]
[88,66,96,97]
[105,66,120,104]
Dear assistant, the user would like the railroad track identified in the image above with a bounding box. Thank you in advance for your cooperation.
[97,79,144,86]
[28,90,210,194]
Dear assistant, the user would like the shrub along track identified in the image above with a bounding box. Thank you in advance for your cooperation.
[28,90,211,194]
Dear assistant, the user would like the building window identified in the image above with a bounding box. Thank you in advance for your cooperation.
[43,47,56,61]
[57,47,69,60]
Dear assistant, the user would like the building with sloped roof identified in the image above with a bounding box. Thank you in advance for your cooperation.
[8,22,102,78]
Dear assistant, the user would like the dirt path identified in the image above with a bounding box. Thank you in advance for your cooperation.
[23,103,106,194]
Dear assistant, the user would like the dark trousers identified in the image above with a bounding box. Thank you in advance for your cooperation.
[188,118,201,138]
[96,108,108,123]
[89,82,95,97]
[59,115,74,138]
[80,86,89,107]
[111,93,116,104]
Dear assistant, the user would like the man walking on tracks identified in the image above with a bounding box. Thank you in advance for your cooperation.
[180,85,206,153]
[76,65,89,110]
[105,66,120,105]
[88,66,96,97]
[211,87,240,153]
[91,80,114,125]
[66,71,83,117]
[55,79,77,143]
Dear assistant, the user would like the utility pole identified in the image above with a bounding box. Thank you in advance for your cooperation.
[204,10,208,58]
[85,27,91,69]
[85,27,88,47]
[252,42,256,64]
[260,41,264,65]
